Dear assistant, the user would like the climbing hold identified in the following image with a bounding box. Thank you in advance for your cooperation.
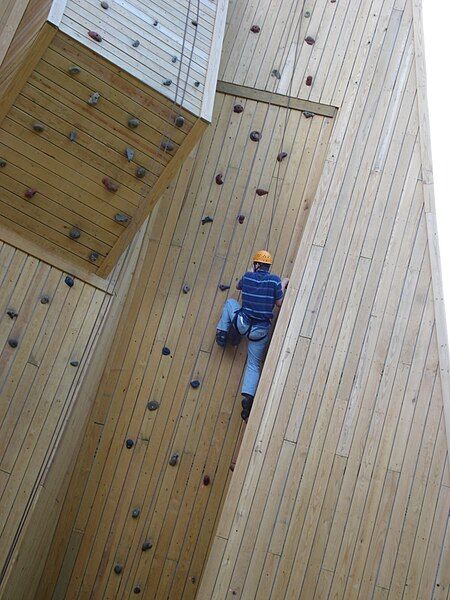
[89,251,99,262]
[70,360,79,367]
[0,159,6,167]
[201,216,213,225]
[250,131,261,142]
[163,78,172,86]
[65,276,74,287]
[215,173,224,185]
[203,475,210,486]
[191,19,198,26]
[256,188,268,196]
[331,0,336,3]
[237,215,245,224]
[169,453,179,466]
[147,400,159,411]
[100,0,108,8]
[171,55,178,63]
[132,39,140,47]
[114,564,123,575]
[303,111,315,118]
[40,296,49,304]
[190,380,200,389]
[174,115,185,127]
[218,284,230,291]
[125,147,135,162]
[271,69,281,79]
[136,166,146,178]
[305,10,311,17]
[306,75,313,86]
[305,36,315,45]
[88,92,100,105]
[25,188,36,199]
[33,122,44,132]
[194,81,200,87]
[88,31,102,42]
[162,347,171,355]
[250,25,260,33]
[128,117,140,128]
[277,151,288,162]
[233,104,244,113]
[126,439,134,449]
[69,227,81,240]
[115,213,130,224]
[160,139,174,152]
[153,19,158,25]
[142,541,153,551]
[69,130,77,142]
[132,508,140,518]
[102,177,119,192]
[182,284,190,294]
[191,577,196,584]
[8,339,18,348]
[68,66,81,74]
[133,586,141,594]
[6,309,18,319]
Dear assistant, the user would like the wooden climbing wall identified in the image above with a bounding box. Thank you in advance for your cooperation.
[37,91,333,598]
[200,0,450,598]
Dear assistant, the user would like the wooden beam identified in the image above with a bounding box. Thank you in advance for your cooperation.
[201,0,228,122]
[216,81,338,118]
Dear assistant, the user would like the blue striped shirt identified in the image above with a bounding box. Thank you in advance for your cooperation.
[237,271,283,325]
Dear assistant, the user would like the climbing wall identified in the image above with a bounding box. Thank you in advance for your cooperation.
[37,91,333,598]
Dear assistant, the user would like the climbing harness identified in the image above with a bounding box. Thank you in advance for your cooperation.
[233,309,269,342]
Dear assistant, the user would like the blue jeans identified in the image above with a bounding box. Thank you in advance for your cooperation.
[217,298,270,397]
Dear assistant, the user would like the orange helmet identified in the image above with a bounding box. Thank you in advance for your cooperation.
[253,250,272,265]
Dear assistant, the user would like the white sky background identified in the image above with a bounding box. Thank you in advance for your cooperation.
[422,3,450,341]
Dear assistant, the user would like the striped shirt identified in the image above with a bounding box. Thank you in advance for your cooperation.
[237,270,283,325]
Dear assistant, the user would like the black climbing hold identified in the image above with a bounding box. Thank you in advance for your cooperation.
[163,78,172,86]
[194,81,200,87]
[169,453,179,466]
[128,117,140,128]
[125,147,135,162]
[174,115,185,127]
[88,31,102,42]
[171,55,178,63]
[69,130,77,142]
[89,251,99,262]
[182,284,190,294]
[271,69,281,79]
[33,122,44,132]
[191,19,198,26]
[65,276,74,287]
[250,25,260,33]
[100,0,108,8]
[69,227,81,240]
[132,39,140,47]
[103,177,119,192]
[233,104,244,114]
[306,75,313,86]
[218,284,230,291]
[160,139,174,152]
[201,216,213,225]
[250,131,261,142]
[147,400,159,411]
[153,19,158,25]
[40,296,50,304]
[305,10,311,17]
[305,36,315,45]
[88,92,100,106]
[6,309,18,319]
[162,347,171,355]
[132,508,140,518]
[256,188,268,196]
[126,438,134,449]
[215,173,224,185]
[8,339,18,348]
[133,586,141,594]
[190,380,200,389]
[191,577,196,584]
[114,564,123,575]
[115,213,130,224]
[142,541,153,551]
[0,159,6,167]
[303,111,315,119]
[237,215,245,224]
[277,151,288,162]
[203,475,210,486]
[25,188,36,199]
[70,360,79,367]
[136,166,146,178]
[68,66,81,74]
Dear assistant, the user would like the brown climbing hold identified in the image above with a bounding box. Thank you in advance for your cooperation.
[69,227,81,240]
[160,139,174,152]
[128,117,140,128]
[233,104,244,114]
[305,36,315,45]
[250,25,260,33]
[68,66,81,74]
[215,173,224,185]
[33,122,44,132]
[88,92,100,105]
[306,75,313,86]
[169,453,179,466]
[256,188,268,196]
[277,151,288,162]
[25,188,36,199]
[102,177,119,192]
[174,115,185,127]
[88,31,102,42]
[136,166,146,178]
[89,251,99,262]
[237,215,245,224]
[250,131,261,142]
[203,475,210,486]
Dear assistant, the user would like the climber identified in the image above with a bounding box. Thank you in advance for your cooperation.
[216,250,289,421]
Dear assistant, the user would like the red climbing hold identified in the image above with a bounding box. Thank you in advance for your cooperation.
[305,36,315,45]
[102,177,118,192]
[250,25,260,33]
[277,151,288,162]
[233,104,244,113]
[306,75,313,86]
[25,188,36,199]
[215,173,224,185]
[256,188,268,196]
[88,30,102,42]
[203,475,210,486]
